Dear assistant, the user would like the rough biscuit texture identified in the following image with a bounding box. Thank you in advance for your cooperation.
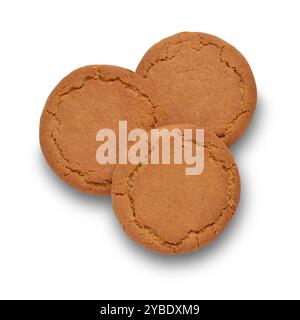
[40,65,167,195]
[136,32,257,146]
[112,125,240,254]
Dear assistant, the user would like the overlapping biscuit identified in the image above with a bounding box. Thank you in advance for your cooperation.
[112,125,240,254]
[136,32,257,145]
[40,65,167,195]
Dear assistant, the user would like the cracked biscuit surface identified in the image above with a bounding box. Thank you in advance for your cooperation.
[136,32,257,145]
[40,65,167,195]
[112,125,240,254]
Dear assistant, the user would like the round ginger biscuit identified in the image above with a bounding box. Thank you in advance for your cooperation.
[40,65,166,195]
[112,124,240,254]
[136,32,257,146]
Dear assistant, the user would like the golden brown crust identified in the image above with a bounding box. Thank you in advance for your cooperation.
[136,32,257,146]
[112,125,240,254]
[40,65,168,195]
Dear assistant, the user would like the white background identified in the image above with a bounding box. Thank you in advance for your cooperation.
[0,0,299,300]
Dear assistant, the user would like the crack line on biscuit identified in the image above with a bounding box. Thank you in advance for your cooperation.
[63,165,112,187]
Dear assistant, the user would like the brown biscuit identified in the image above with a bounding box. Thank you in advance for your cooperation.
[112,124,240,254]
[136,32,257,146]
[40,65,166,195]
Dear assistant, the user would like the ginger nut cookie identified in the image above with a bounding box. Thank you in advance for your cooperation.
[136,32,257,145]
[112,124,240,254]
[40,65,166,195]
